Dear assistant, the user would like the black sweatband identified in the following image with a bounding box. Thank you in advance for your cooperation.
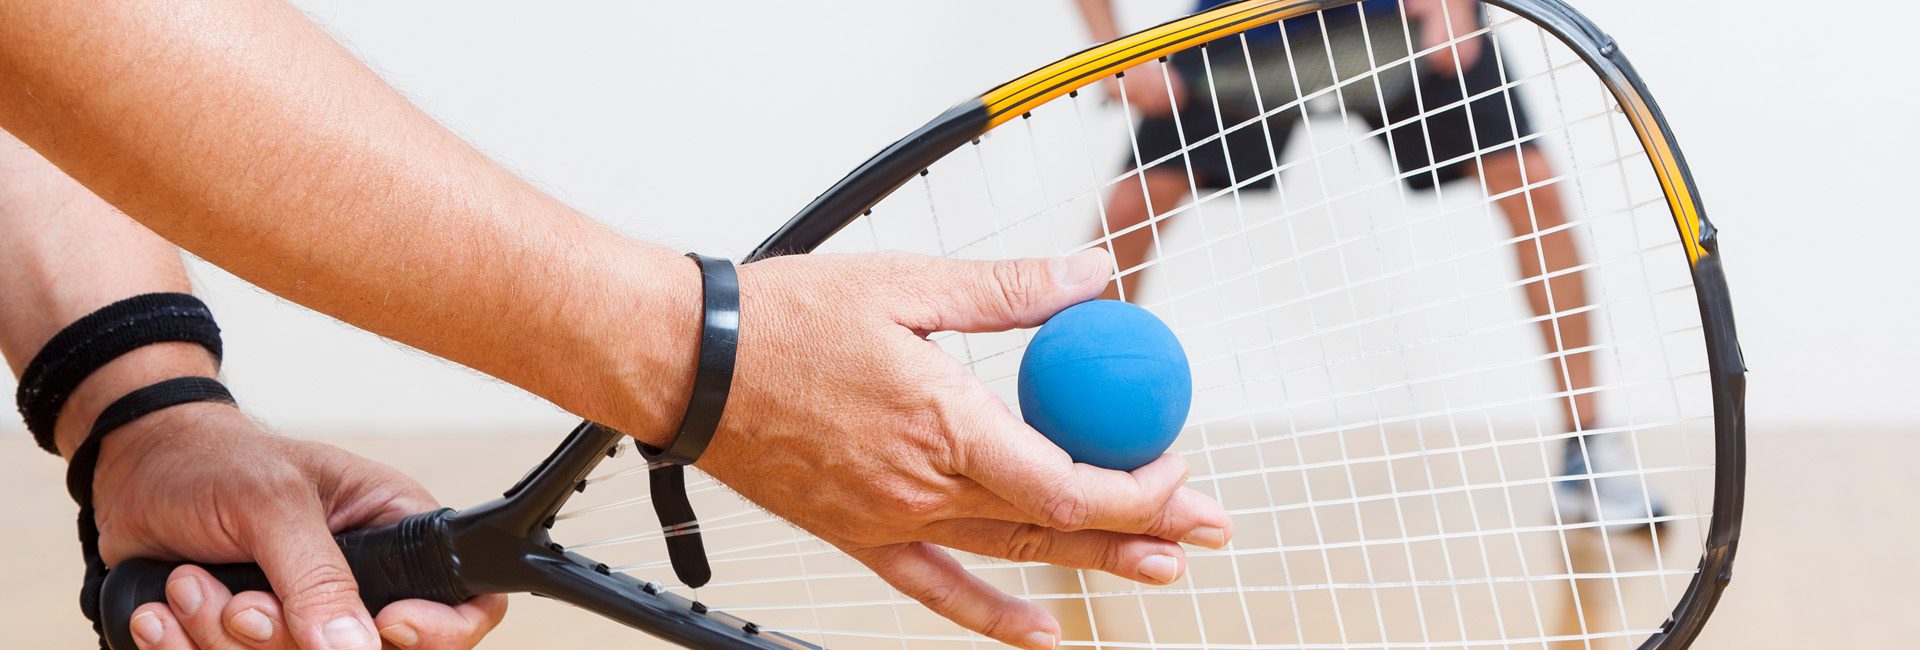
[16,293,223,456]
[70,376,236,641]
[637,253,738,589]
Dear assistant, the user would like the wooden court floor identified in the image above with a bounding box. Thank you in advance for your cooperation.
[5,427,1911,648]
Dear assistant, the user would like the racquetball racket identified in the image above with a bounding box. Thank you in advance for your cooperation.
[103,0,1745,648]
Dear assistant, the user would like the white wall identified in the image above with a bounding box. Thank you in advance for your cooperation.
[2,0,1912,438]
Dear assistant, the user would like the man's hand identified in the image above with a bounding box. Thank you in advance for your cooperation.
[689,249,1233,650]
[89,403,507,650]
[1407,0,1486,77]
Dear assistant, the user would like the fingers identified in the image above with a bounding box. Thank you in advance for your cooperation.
[1451,37,1484,73]
[1415,10,1484,76]
[926,519,1188,585]
[129,568,295,649]
[372,595,508,650]
[956,405,1232,545]
[1120,61,1185,117]
[894,249,1112,334]
[162,565,279,650]
[945,475,1232,549]
[1414,10,1449,64]
[221,592,293,649]
[238,498,380,650]
[1162,486,1234,548]
[853,543,1060,650]
[128,603,190,650]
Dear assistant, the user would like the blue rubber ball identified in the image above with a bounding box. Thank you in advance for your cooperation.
[1017,300,1192,471]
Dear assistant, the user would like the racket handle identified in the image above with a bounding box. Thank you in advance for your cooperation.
[98,508,470,650]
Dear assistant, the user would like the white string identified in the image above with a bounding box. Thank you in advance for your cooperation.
[1111,66,1167,649]
[1227,30,1316,647]
[1196,39,1280,650]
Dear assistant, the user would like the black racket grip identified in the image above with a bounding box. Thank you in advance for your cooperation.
[99,508,469,650]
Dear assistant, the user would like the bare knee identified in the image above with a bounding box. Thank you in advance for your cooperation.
[1483,146,1568,228]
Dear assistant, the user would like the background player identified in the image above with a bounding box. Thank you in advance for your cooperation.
[1072,0,1658,528]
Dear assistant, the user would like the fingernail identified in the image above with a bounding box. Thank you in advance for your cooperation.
[130,611,164,646]
[1022,631,1058,650]
[1137,554,1181,584]
[323,616,374,649]
[167,576,204,616]
[1050,249,1108,287]
[1182,526,1228,548]
[380,623,420,648]
[229,608,274,643]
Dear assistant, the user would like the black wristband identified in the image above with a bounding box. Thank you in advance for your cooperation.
[68,376,235,642]
[16,293,223,456]
[638,253,739,466]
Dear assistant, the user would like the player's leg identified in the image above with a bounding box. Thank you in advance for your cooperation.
[1385,22,1662,532]
[1478,145,1596,432]
[1382,8,1597,433]
[1465,90,1661,536]
[1390,55,1597,432]
[1099,169,1193,301]
[1097,40,1295,303]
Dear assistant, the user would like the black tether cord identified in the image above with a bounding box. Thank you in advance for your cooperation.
[71,377,236,646]
[636,253,739,588]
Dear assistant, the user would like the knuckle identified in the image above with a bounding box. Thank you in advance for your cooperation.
[878,484,946,523]
[1041,489,1092,532]
[876,253,928,293]
[275,562,359,615]
[875,251,917,270]
[913,579,963,614]
[1144,506,1182,540]
[923,397,978,477]
[239,463,309,502]
[977,605,1024,642]
[1000,525,1054,564]
[1095,539,1128,574]
[987,259,1042,319]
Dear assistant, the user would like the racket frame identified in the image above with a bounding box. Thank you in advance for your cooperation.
[747,1,1746,647]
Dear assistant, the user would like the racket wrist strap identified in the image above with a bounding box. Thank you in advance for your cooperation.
[71,376,237,644]
[639,253,739,466]
[15,293,225,456]
[635,252,737,589]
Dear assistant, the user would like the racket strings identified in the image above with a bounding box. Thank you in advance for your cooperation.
[549,4,1715,648]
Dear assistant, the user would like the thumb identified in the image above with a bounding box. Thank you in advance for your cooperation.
[243,501,380,650]
[898,248,1113,333]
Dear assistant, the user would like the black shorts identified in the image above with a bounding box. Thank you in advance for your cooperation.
[1129,23,1533,192]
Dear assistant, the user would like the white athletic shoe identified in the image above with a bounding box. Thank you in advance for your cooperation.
[1554,432,1666,536]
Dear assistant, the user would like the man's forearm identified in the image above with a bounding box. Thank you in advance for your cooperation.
[0,0,695,444]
